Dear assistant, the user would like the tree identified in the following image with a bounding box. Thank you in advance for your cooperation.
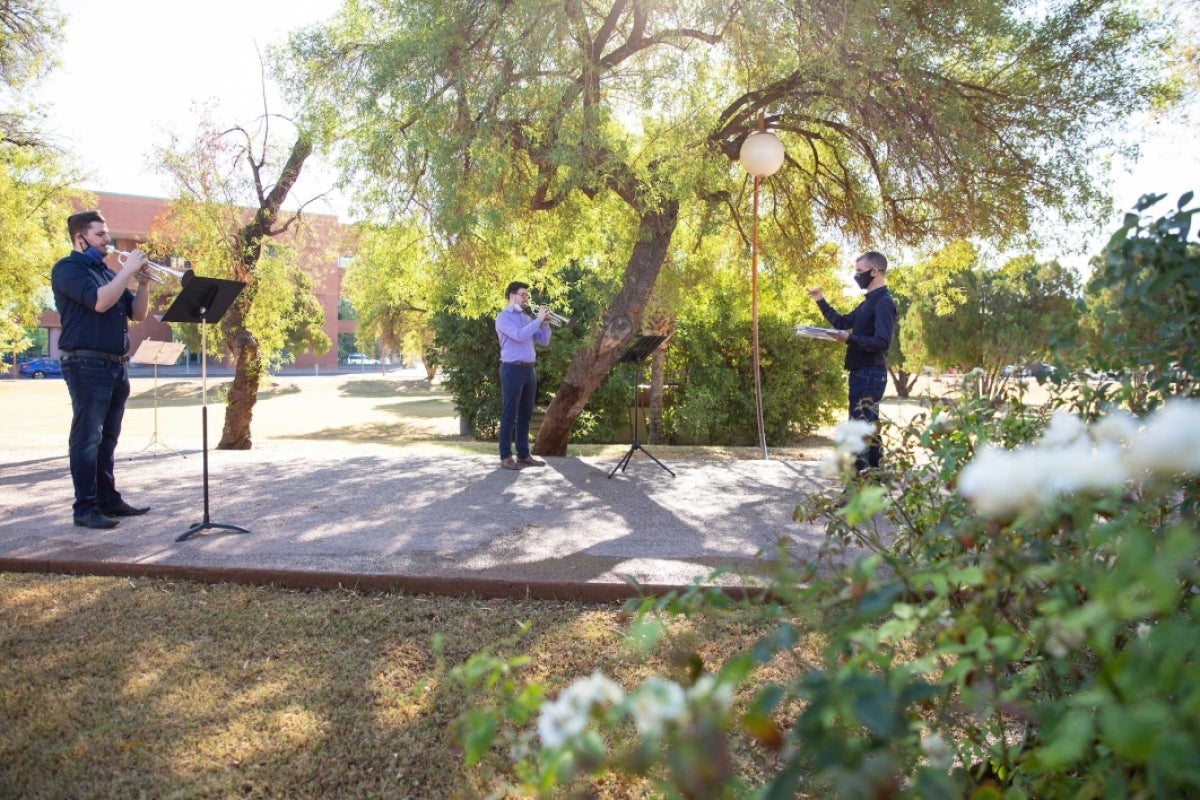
[284,0,1172,454]
[150,117,330,449]
[1,0,86,373]
[341,221,437,378]
[912,251,1081,397]
[0,143,84,357]
[886,241,974,397]
[0,0,60,148]
[1076,191,1200,411]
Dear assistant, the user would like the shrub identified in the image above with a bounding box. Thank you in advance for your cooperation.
[664,313,843,446]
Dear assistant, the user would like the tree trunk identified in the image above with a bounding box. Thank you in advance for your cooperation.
[218,327,262,449]
[533,201,679,456]
[213,132,311,450]
[890,368,918,399]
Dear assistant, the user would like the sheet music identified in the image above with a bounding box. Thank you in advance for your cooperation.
[131,339,187,366]
[794,325,843,341]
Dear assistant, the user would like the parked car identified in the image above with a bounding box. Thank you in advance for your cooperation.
[18,357,62,379]
[346,353,380,365]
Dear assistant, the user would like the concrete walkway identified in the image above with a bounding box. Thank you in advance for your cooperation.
[1,440,837,601]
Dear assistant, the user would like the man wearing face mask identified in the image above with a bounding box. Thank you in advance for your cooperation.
[807,251,898,474]
[51,210,153,529]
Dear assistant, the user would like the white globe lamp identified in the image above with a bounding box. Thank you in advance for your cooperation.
[739,131,785,177]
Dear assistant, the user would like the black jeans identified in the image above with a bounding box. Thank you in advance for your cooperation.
[848,367,888,473]
[498,362,537,460]
[62,355,130,515]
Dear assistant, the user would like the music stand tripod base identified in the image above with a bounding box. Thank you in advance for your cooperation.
[608,334,675,479]
[178,520,250,542]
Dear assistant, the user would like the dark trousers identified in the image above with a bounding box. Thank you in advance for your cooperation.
[848,366,888,473]
[498,362,537,460]
[62,356,130,515]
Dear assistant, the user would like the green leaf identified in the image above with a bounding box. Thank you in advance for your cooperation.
[1100,703,1171,764]
[1033,708,1093,768]
[462,708,497,766]
[857,581,903,618]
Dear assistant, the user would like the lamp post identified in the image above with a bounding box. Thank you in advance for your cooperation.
[738,120,785,459]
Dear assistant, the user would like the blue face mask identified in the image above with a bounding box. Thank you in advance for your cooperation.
[77,235,106,263]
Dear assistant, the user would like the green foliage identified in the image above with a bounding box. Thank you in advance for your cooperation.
[903,245,1081,397]
[1,142,85,347]
[667,311,842,446]
[281,0,1176,446]
[1075,191,1200,412]
[342,221,436,364]
[427,311,503,439]
[284,0,1173,248]
[1,0,64,147]
[1,0,85,352]
[886,241,975,396]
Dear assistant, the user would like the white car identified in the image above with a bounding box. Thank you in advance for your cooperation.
[347,353,380,365]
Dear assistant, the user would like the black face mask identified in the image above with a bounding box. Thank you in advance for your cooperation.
[854,270,875,290]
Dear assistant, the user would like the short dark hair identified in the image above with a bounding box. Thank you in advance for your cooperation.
[505,281,529,299]
[858,251,888,272]
[67,210,106,242]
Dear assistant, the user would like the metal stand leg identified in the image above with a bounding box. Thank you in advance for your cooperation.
[140,363,184,457]
[608,363,674,479]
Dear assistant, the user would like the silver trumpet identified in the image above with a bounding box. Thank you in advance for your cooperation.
[108,247,188,283]
[525,299,570,328]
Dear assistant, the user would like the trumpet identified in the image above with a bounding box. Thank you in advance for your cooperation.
[525,299,570,328]
[108,247,189,283]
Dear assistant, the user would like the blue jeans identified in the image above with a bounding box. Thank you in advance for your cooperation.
[498,362,537,460]
[62,356,130,515]
[848,367,888,473]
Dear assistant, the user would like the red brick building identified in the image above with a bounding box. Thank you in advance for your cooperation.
[39,192,356,370]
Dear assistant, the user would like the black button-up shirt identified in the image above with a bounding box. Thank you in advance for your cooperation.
[51,251,134,354]
[817,286,898,371]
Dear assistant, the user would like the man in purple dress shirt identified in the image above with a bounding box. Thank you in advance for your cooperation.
[495,281,552,470]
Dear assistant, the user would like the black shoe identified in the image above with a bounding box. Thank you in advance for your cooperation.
[100,500,150,517]
[74,509,119,529]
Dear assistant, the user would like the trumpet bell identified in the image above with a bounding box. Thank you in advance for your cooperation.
[525,302,570,328]
[108,246,188,282]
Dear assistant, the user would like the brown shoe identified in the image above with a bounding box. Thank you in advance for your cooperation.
[500,457,523,470]
[517,456,546,467]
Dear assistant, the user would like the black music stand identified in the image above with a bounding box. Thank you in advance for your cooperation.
[161,271,250,542]
[608,334,674,479]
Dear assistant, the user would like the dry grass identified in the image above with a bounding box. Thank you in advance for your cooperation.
[0,572,800,799]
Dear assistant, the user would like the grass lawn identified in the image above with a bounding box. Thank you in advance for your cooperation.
[0,572,807,798]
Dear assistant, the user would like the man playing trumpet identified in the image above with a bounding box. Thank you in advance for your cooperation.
[495,281,552,470]
[50,210,154,529]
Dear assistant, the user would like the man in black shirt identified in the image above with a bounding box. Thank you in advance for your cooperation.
[807,251,898,473]
[51,210,153,529]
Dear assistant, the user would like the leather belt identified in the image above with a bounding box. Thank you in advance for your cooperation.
[503,361,535,368]
[61,349,130,364]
